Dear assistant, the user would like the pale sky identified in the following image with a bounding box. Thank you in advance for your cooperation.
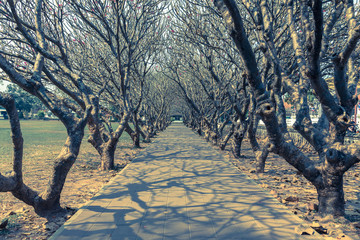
[0,80,11,91]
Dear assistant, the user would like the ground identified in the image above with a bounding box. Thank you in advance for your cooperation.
[226,140,360,239]
[1,121,360,239]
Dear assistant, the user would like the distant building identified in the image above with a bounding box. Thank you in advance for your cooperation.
[169,108,183,122]
[171,114,183,121]
[0,107,8,119]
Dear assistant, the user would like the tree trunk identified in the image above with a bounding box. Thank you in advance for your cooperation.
[99,115,130,170]
[232,131,244,158]
[99,143,117,171]
[204,129,210,142]
[125,123,140,148]
[255,147,270,173]
[219,123,235,150]
[210,132,219,145]
[34,130,84,214]
[316,175,345,216]
[247,95,269,173]
[133,133,141,148]
[8,114,88,216]
[142,125,152,143]
[138,125,150,143]
[132,115,141,148]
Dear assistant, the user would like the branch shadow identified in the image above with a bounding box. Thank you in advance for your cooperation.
[52,124,314,240]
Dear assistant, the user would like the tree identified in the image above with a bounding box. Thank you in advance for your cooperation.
[213,0,360,217]
[0,0,93,215]
[0,0,167,217]
[69,0,167,164]
[5,84,43,118]
[169,0,269,162]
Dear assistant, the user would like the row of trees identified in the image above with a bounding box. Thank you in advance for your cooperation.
[166,0,360,217]
[0,0,359,220]
[4,84,44,118]
[0,0,173,216]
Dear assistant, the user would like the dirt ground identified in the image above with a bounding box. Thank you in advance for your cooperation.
[2,134,360,239]
[226,140,360,239]
[0,143,148,240]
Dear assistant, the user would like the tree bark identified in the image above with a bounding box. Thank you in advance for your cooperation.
[32,128,85,214]
[99,114,130,170]
[219,123,235,150]
[99,142,117,171]
[132,114,141,148]
[125,123,140,148]
[255,147,270,173]
[232,130,245,158]
[316,174,345,216]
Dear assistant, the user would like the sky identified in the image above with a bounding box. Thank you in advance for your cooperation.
[0,80,11,91]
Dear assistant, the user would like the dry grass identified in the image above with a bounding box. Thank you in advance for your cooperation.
[0,120,146,239]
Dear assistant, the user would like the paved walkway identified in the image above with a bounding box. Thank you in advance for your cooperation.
[50,123,321,240]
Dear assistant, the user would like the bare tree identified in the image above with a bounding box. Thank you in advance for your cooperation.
[170,0,269,160]
[69,0,166,160]
[213,0,360,217]
[0,0,93,215]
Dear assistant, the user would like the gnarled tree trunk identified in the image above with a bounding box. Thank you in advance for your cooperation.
[231,128,245,158]
[316,178,345,217]
[219,122,235,150]
[99,140,118,171]
[88,108,130,171]
[0,93,89,216]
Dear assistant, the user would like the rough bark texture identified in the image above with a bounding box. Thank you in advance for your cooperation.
[99,113,130,171]
[219,123,234,150]
[100,142,117,171]
[316,176,345,217]
[34,126,86,214]
[231,127,245,159]
[125,123,140,149]
[87,104,131,171]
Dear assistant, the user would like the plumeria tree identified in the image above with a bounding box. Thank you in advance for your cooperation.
[0,0,94,215]
[69,0,167,156]
[168,0,271,162]
[213,0,360,217]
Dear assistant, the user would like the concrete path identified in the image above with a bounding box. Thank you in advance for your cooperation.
[50,123,321,240]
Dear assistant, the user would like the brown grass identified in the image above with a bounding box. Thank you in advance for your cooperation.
[0,120,146,239]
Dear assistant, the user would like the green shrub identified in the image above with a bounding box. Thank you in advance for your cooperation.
[37,111,45,120]
[18,111,24,119]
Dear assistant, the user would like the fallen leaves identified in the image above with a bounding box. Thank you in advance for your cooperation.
[284,196,299,202]
[294,224,316,235]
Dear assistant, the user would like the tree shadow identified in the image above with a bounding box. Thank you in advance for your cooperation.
[51,124,316,240]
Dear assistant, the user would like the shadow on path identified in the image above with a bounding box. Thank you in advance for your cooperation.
[50,123,322,240]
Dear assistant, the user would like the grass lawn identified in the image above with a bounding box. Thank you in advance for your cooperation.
[0,119,133,191]
[0,120,145,239]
